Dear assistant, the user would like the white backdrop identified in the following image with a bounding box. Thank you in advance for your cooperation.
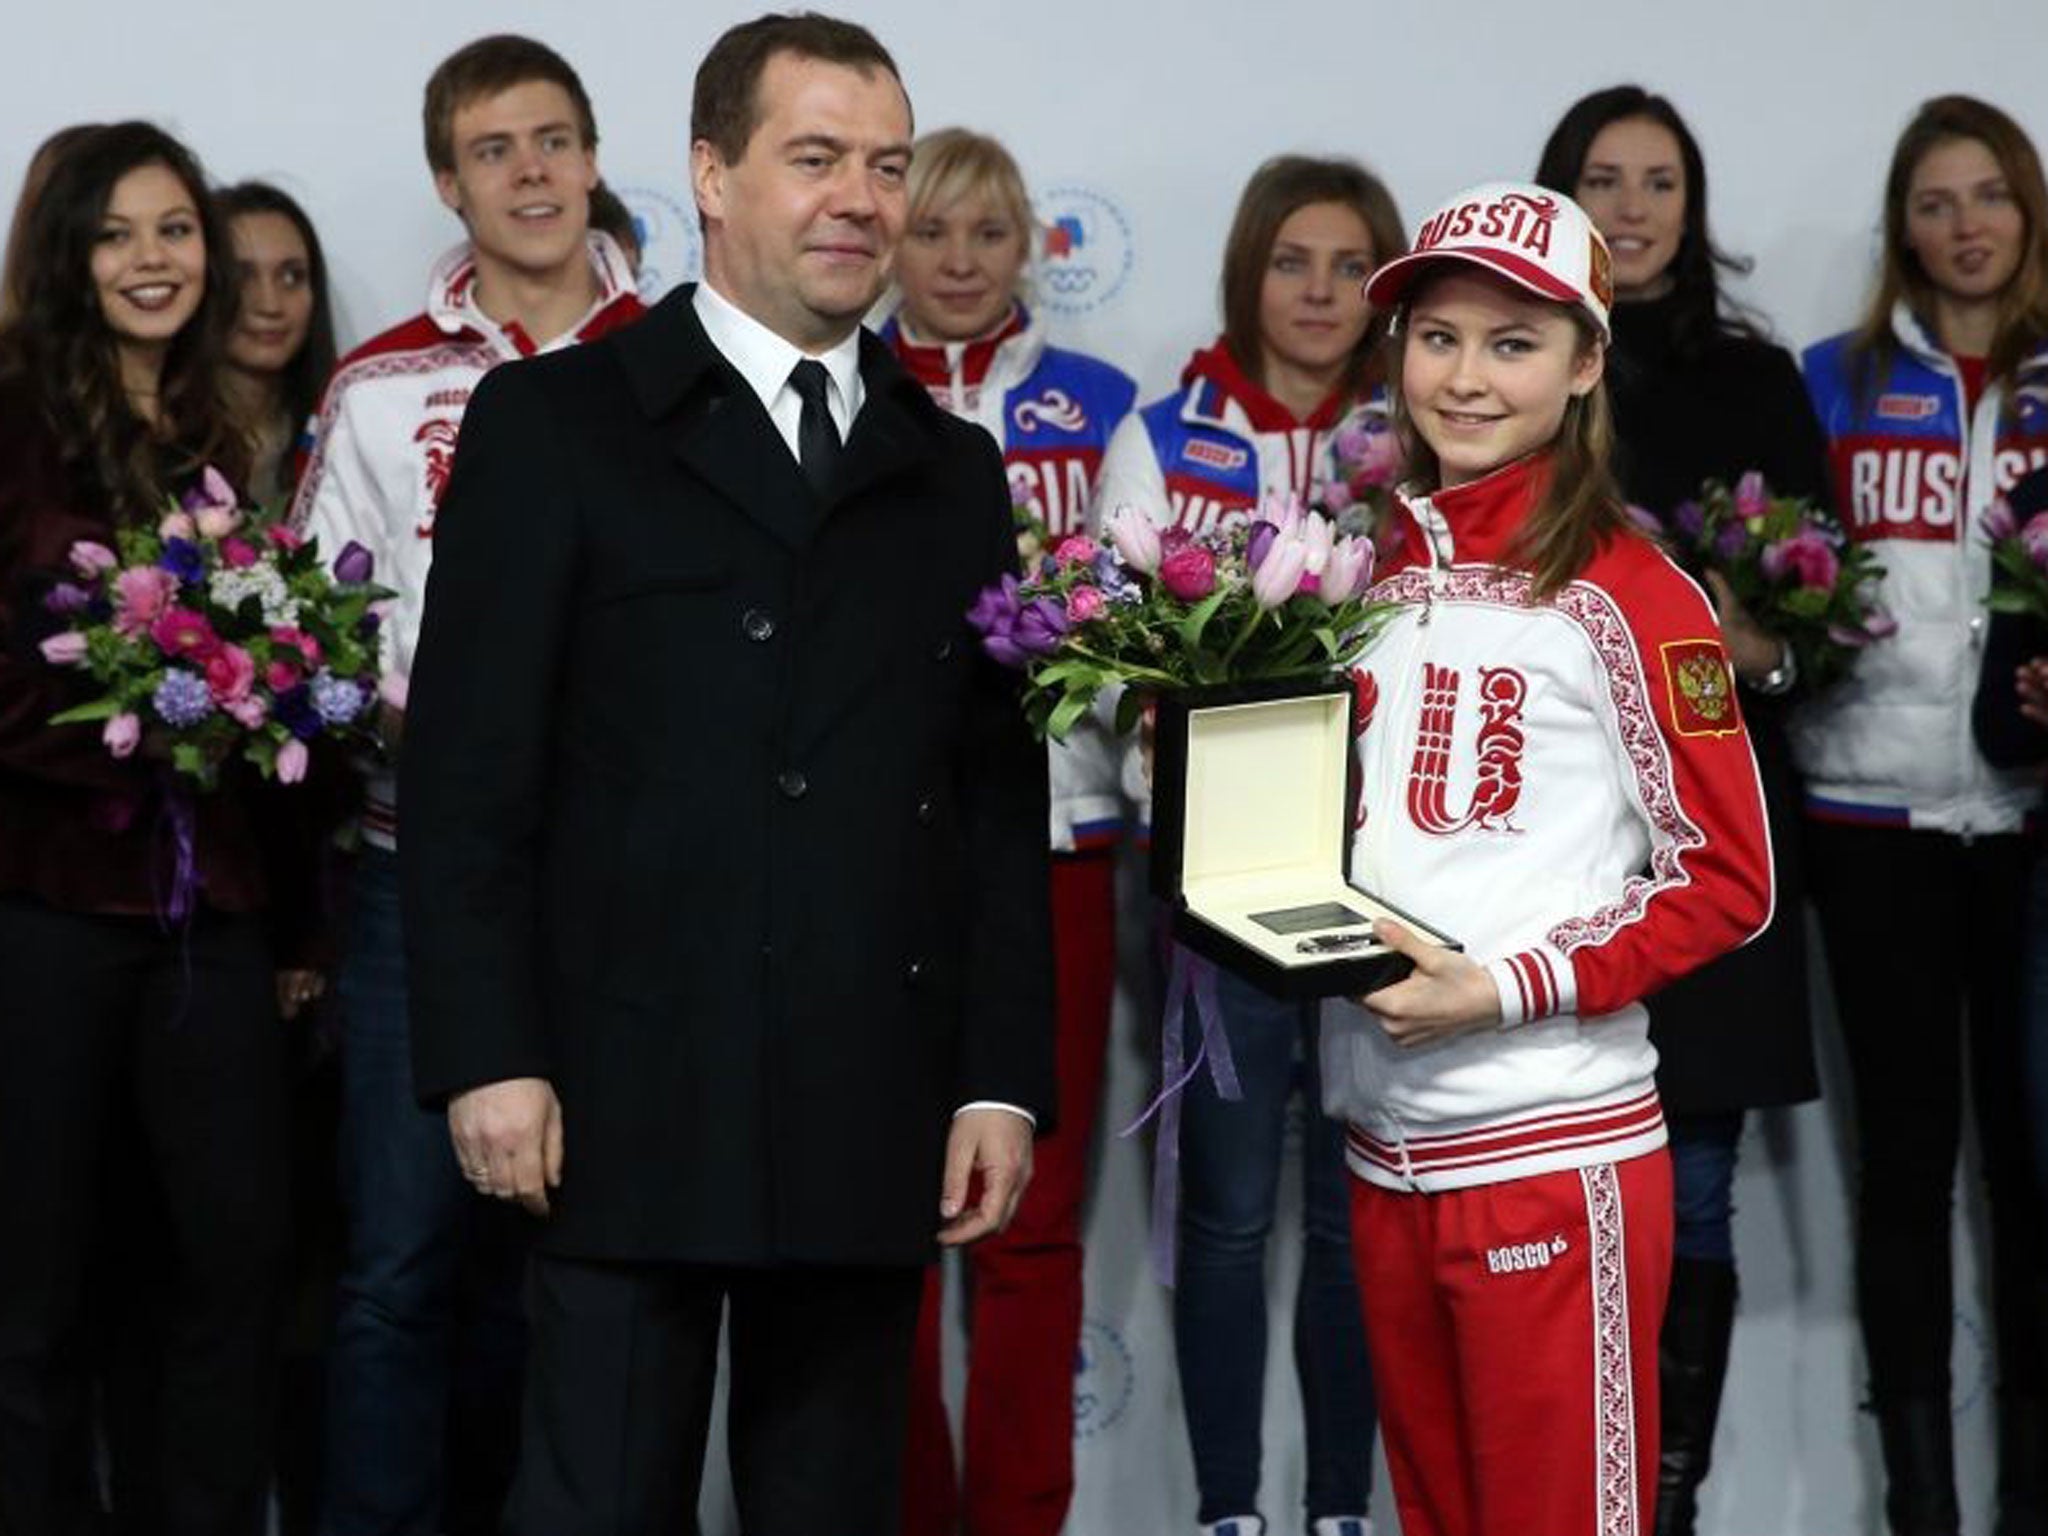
[9,2,2042,1530]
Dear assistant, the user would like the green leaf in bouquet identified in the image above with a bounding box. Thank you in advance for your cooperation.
[246,734,280,779]
[1176,586,1232,651]
[1114,687,1149,736]
[1987,589,2040,615]
[48,695,122,725]
[171,740,212,782]
[1044,688,1096,743]
[1777,586,1830,620]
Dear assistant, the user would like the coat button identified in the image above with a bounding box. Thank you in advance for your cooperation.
[915,795,936,825]
[743,608,776,642]
[777,769,808,799]
[933,637,954,662]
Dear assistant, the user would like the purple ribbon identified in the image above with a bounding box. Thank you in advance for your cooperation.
[156,785,199,926]
[1120,941,1240,1286]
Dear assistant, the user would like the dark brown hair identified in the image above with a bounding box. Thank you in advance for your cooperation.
[1219,155,1408,403]
[423,35,599,175]
[1388,268,1630,601]
[0,121,244,522]
[1533,84,1764,358]
[691,13,904,165]
[1852,95,2048,397]
[1,123,104,328]
[215,181,338,448]
[587,180,641,272]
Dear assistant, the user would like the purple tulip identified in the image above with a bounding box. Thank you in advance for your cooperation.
[1321,535,1374,603]
[1672,500,1707,543]
[333,540,376,584]
[1713,520,1750,564]
[1012,597,1071,656]
[2022,512,2048,570]
[43,581,91,615]
[1983,496,2018,542]
[1734,470,1770,520]
[1245,520,1279,571]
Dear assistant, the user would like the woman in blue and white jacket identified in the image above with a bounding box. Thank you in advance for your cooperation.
[1800,94,2048,1534]
[1092,154,1405,1536]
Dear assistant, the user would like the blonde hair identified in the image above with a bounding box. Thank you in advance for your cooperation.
[905,127,1036,282]
[1388,276,1630,601]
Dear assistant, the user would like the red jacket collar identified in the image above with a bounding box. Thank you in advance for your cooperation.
[887,305,1028,392]
[1182,338,1350,432]
[1398,451,1553,567]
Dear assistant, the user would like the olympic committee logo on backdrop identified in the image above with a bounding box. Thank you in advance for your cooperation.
[1034,186,1135,316]
[613,185,702,302]
[1072,1317,1136,1439]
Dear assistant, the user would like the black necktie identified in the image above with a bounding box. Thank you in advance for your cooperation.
[789,359,842,497]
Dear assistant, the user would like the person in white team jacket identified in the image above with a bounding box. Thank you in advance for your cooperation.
[1320,181,1771,1536]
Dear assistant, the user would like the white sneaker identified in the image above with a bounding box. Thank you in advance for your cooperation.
[1310,1520,1374,1536]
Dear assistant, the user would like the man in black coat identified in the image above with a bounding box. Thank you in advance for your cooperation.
[398,14,1055,1533]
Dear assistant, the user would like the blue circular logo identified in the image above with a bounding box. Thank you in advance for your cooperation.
[613,185,702,301]
[1034,186,1135,316]
[1072,1316,1135,1439]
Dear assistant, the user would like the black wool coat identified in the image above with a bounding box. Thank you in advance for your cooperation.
[400,287,1055,1265]
[1609,293,1826,1115]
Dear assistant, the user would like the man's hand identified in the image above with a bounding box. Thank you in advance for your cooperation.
[275,969,325,1020]
[1359,919,1502,1047]
[449,1076,562,1216]
[1703,570,1787,683]
[936,1107,1033,1246]
[2017,656,2048,727]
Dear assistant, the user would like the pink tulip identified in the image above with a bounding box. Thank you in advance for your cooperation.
[1258,490,1305,541]
[67,540,118,577]
[1104,504,1163,574]
[39,631,88,665]
[1300,513,1335,576]
[225,694,270,729]
[1251,538,1309,607]
[2023,512,2048,570]
[102,712,140,759]
[195,505,241,539]
[276,737,309,784]
[158,510,198,541]
[1321,535,1374,603]
[1734,471,1770,520]
[1984,496,2018,542]
[182,464,238,518]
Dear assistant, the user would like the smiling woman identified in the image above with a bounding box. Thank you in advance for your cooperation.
[0,121,327,1536]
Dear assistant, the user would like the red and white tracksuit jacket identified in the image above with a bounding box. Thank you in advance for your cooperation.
[1320,452,1774,1192]
[290,236,644,848]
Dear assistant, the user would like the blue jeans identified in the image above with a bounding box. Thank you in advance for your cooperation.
[1174,963,1377,1524]
[323,849,526,1536]
[1668,1111,1743,1266]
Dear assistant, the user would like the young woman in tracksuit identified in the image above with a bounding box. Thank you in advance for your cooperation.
[879,128,1136,1536]
[1322,181,1773,1536]
[1093,154,1405,1536]
[1799,95,2048,1535]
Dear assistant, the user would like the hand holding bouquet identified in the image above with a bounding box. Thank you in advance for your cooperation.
[966,494,1391,741]
[1638,472,1893,693]
[38,466,392,788]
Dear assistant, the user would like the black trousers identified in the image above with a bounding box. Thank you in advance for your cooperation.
[510,1253,924,1536]
[1806,823,2048,1402]
[0,895,289,1536]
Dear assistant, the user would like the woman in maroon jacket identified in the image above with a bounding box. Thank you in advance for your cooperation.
[0,122,326,1536]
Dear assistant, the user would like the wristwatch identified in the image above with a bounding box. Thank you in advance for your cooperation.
[1752,641,1797,697]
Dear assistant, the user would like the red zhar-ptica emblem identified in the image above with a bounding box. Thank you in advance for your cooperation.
[414,417,461,535]
[1407,663,1528,834]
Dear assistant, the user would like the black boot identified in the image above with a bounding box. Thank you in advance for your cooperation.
[1872,1395,1960,1536]
[1996,1393,2048,1536]
[1652,1257,1736,1536]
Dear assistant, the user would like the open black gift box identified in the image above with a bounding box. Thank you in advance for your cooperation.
[1149,676,1460,999]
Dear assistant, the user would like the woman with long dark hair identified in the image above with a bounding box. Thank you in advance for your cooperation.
[0,121,316,1536]
[1093,154,1402,1536]
[215,182,336,507]
[1801,94,2048,1534]
[1533,84,1827,1536]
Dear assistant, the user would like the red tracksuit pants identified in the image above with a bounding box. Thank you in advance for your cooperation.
[1349,1151,1673,1536]
[899,851,1118,1536]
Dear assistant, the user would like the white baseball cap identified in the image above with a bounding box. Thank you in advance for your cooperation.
[1365,180,1615,337]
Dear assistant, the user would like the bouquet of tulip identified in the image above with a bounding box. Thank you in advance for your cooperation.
[966,494,1391,741]
[38,466,392,788]
[1983,495,2048,621]
[1314,411,1406,557]
[1639,471,1893,692]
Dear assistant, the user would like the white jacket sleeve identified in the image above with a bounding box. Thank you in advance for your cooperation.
[292,383,402,688]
